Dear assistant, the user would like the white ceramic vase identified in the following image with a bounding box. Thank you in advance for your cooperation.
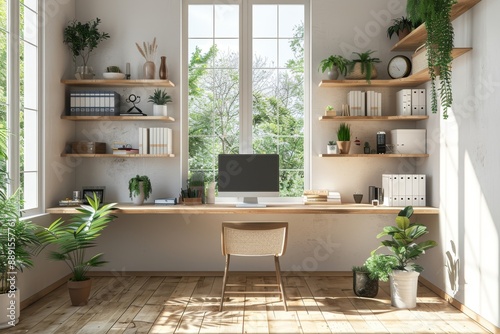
[132,182,145,205]
[389,270,420,308]
[327,144,337,154]
[153,104,168,116]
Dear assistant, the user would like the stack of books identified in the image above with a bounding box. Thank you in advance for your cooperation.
[327,191,342,203]
[303,190,328,204]
[138,127,173,155]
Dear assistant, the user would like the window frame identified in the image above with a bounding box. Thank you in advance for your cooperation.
[182,0,310,200]
[3,0,42,215]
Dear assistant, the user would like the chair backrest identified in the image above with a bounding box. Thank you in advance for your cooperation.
[221,222,288,257]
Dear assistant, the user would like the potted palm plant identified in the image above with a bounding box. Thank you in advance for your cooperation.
[386,16,415,40]
[336,122,351,154]
[128,175,152,205]
[0,125,40,328]
[346,50,381,83]
[147,89,172,116]
[371,206,437,308]
[36,193,116,306]
[318,55,349,80]
[63,17,110,79]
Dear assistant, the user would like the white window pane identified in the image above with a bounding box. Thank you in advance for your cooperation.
[253,39,277,68]
[22,171,37,210]
[21,5,37,45]
[279,5,303,38]
[21,0,37,12]
[189,5,213,38]
[23,108,37,171]
[279,38,300,68]
[214,39,238,68]
[22,41,37,110]
[0,0,7,30]
[215,5,238,38]
[253,5,277,38]
[0,32,7,102]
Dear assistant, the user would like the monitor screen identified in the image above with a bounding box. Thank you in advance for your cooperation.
[218,154,280,207]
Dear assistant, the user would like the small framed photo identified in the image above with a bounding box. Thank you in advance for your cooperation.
[82,186,106,204]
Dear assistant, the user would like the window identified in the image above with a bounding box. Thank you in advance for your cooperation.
[187,0,308,197]
[0,0,40,213]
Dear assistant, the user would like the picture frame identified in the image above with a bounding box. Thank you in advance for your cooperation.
[82,186,106,204]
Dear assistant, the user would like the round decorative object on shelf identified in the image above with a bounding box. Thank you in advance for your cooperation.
[387,55,412,79]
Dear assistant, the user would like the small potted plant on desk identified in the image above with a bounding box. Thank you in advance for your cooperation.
[370,205,437,308]
[36,193,117,306]
[129,175,152,205]
[148,88,172,116]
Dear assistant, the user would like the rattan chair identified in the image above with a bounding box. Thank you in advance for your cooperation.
[220,221,288,311]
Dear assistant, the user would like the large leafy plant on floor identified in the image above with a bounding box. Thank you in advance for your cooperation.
[407,0,455,119]
[36,194,116,281]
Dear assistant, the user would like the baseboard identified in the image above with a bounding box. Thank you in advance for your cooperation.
[419,277,500,334]
[20,274,71,310]
[86,270,353,277]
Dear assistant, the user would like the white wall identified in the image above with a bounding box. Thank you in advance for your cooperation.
[34,0,499,330]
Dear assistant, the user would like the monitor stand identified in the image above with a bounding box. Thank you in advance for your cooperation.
[235,197,267,208]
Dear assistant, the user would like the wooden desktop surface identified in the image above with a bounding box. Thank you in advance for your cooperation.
[46,203,439,215]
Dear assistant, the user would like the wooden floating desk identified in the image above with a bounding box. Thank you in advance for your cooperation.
[46,203,439,215]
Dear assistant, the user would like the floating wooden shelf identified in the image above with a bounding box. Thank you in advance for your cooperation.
[391,0,481,51]
[319,115,429,121]
[319,48,471,88]
[61,153,175,158]
[61,79,175,87]
[319,154,429,158]
[61,115,175,122]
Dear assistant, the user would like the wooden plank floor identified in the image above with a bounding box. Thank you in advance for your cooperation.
[4,275,492,334]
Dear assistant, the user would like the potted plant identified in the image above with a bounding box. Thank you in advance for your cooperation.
[36,193,116,306]
[128,175,152,205]
[148,88,172,116]
[371,206,437,308]
[336,122,351,154]
[324,105,335,116]
[352,265,379,298]
[346,50,381,83]
[318,55,349,80]
[63,17,110,79]
[407,0,454,119]
[386,16,414,40]
[0,126,40,328]
[326,140,337,154]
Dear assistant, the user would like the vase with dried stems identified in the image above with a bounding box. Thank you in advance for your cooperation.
[136,38,158,79]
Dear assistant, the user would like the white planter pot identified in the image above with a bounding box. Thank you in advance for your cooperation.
[389,270,420,308]
[0,290,20,329]
[153,104,168,116]
[327,144,337,154]
[132,182,145,205]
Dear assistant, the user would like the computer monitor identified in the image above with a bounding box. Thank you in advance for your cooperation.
[218,154,280,207]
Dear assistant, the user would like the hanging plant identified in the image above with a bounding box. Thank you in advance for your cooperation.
[407,0,455,119]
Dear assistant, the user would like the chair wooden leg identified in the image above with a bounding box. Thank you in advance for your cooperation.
[220,254,230,311]
[274,256,288,311]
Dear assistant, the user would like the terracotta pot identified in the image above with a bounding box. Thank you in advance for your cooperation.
[336,141,351,154]
[67,279,92,306]
[397,28,411,40]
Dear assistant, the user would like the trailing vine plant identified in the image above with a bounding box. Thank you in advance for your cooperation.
[407,0,456,119]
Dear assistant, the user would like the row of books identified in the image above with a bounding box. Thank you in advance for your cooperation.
[396,89,426,116]
[303,190,341,204]
[138,127,173,155]
[347,90,382,116]
[68,91,120,116]
[382,174,426,207]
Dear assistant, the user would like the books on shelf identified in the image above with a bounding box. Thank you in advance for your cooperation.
[112,148,139,155]
[138,127,173,155]
[347,90,381,116]
[68,90,120,116]
[303,190,342,204]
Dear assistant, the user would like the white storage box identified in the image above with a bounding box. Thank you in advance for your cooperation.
[390,129,426,154]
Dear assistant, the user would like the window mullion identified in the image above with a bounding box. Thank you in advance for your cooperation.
[239,0,252,154]
[7,0,20,195]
